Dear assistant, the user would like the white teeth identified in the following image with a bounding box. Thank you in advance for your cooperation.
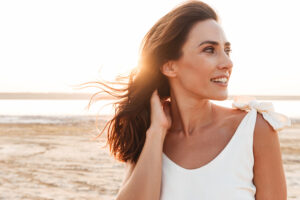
[211,77,228,83]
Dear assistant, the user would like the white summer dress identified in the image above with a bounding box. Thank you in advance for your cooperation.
[160,96,291,200]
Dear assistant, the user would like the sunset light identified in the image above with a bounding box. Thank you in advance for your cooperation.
[0,0,299,95]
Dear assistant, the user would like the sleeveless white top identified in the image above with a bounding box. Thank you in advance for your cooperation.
[160,96,291,200]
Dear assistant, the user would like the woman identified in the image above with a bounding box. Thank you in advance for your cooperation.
[84,1,291,199]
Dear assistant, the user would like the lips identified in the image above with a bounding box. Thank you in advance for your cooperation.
[210,75,229,83]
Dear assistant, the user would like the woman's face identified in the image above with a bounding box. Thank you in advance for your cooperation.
[171,19,233,100]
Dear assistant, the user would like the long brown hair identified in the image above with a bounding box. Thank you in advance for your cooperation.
[80,1,218,164]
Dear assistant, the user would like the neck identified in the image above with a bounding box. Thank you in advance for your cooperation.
[169,90,215,137]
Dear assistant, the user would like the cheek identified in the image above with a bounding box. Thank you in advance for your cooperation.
[177,58,212,89]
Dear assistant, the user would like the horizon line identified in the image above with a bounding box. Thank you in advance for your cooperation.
[0,92,300,100]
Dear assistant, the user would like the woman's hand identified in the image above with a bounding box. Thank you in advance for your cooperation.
[149,90,172,136]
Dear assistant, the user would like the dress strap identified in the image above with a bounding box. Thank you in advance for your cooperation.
[231,96,292,131]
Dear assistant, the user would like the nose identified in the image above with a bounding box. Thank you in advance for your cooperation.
[217,53,233,71]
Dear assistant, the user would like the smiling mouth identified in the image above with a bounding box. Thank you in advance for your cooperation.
[210,77,228,84]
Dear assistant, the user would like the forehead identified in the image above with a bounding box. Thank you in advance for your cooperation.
[183,19,228,48]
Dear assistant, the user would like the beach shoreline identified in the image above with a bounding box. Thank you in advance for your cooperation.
[0,119,299,199]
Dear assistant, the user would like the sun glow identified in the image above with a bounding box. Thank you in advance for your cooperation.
[0,0,299,95]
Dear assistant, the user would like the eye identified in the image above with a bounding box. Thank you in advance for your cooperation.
[203,46,214,53]
[225,47,232,55]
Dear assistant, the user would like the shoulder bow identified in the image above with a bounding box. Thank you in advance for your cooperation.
[232,96,292,131]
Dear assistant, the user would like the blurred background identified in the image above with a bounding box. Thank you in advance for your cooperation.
[0,0,299,199]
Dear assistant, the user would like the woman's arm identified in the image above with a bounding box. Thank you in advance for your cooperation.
[115,126,166,200]
[253,113,287,200]
[115,90,171,200]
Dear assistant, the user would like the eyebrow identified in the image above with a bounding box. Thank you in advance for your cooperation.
[198,40,231,47]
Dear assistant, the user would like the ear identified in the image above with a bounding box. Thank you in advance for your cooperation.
[160,61,177,78]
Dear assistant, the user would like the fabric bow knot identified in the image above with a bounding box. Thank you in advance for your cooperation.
[232,96,292,131]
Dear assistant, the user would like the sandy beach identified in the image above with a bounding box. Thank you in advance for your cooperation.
[0,117,299,200]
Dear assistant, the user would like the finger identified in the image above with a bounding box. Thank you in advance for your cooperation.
[150,89,158,102]
[151,89,159,99]
[150,90,163,110]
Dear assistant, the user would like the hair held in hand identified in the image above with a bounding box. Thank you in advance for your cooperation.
[78,1,218,164]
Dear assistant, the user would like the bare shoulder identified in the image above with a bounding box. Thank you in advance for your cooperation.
[252,112,287,199]
[253,112,278,150]
[253,112,281,161]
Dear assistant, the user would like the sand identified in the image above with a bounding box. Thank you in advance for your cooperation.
[0,119,299,200]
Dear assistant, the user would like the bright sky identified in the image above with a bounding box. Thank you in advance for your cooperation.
[0,0,299,95]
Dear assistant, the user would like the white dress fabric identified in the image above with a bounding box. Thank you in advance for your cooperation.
[160,96,291,200]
